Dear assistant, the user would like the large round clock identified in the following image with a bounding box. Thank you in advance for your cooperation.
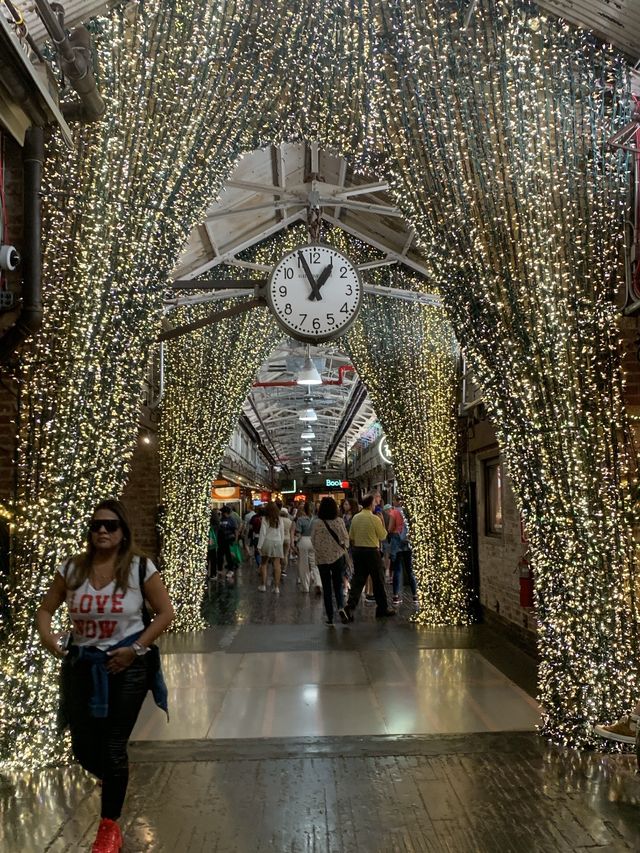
[267,244,362,342]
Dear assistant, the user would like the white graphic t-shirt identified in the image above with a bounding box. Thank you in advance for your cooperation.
[57,555,157,649]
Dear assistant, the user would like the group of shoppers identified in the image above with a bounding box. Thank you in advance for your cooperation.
[223,492,419,626]
[32,495,639,853]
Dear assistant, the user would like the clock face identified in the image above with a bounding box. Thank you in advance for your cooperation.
[267,244,362,342]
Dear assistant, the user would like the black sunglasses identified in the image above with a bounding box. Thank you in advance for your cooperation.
[89,519,121,533]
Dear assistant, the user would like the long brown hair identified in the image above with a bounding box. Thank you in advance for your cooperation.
[67,499,138,593]
[264,501,281,529]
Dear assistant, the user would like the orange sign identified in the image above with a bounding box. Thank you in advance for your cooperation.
[211,484,240,500]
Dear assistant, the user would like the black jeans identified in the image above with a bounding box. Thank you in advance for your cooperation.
[217,539,236,573]
[346,547,389,615]
[61,655,149,820]
[318,557,345,622]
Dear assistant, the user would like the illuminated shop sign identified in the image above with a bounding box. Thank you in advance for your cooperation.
[378,436,392,465]
[325,479,350,488]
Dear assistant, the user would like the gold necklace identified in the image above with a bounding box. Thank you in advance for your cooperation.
[91,565,116,585]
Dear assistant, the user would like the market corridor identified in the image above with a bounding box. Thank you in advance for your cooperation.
[2,560,639,852]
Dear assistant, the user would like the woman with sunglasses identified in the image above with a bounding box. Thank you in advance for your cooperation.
[36,499,174,853]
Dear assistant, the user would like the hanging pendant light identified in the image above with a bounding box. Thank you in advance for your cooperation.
[299,408,318,422]
[296,345,322,386]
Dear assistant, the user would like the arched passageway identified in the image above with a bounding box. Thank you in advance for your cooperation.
[0,0,638,777]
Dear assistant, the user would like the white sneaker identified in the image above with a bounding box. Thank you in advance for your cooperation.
[274,587,280,595]
[258,584,266,592]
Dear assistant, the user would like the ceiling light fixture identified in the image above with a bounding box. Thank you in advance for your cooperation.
[301,444,313,452]
[300,429,316,439]
[299,408,318,422]
[296,344,322,386]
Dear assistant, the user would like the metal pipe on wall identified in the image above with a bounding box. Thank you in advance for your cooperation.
[33,0,105,122]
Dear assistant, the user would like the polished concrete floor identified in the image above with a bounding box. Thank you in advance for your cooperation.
[2,557,639,851]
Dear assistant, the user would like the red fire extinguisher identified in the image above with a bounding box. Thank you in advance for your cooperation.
[518,556,534,608]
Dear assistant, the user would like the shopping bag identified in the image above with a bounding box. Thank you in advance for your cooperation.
[229,541,243,564]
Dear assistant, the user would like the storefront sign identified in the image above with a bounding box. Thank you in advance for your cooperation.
[325,479,349,488]
[211,482,240,500]
[378,436,392,465]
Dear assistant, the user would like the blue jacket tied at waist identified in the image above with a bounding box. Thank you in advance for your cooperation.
[64,630,168,720]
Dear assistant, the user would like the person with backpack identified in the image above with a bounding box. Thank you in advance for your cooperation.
[387,495,419,608]
[207,508,220,579]
[249,507,264,568]
[35,498,174,853]
[242,506,256,557]
[217,505,238,579]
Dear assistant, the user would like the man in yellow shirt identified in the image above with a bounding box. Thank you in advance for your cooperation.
[339,494,395,622]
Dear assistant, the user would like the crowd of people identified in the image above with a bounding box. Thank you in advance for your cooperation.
[206,492,420,625]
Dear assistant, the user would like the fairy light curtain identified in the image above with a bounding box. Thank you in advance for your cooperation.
[0,0,377,769]
[345,295,470,625]
[373,0,639,745]
[1,0,637,766]
[160,307,281,631]
[172,225,467,629]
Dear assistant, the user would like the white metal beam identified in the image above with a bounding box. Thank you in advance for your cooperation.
[333,159,348,220]
[224,179,299,201]
[180,211,304,278]
[357,258,397,271]
[322,214,432,280]
[318,198,402,217]
[335,182,389,198]
[362,283,441,307]
[227,259,273,272]
[206,200,303,219]
[163,289,254,312]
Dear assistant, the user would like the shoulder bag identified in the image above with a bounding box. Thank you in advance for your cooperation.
[322,520,353,570]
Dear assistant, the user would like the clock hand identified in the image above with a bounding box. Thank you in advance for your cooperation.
[311,261,333,301]
[298,251,322,301]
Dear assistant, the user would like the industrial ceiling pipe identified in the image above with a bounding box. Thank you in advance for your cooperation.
[34,0,105,122]
[0,127,44,363]
[253,365,355,387]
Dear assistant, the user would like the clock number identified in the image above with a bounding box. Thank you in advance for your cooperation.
[310,249,320,264]
[284,268,294,280]
[299,313,308,325]
[340,302,349,314]
[284,303,292,316]
[279,285,287,297]
[340,266,348,278]
[345,284,352,295]
[312,317,321,331]
[326,313,335,325]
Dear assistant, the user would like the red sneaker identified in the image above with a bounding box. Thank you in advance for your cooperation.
[92,818,122,852]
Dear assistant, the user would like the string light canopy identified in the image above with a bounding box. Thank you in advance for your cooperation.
[373,0,639,745]
[0,0,637,771]
[345,293,470,626]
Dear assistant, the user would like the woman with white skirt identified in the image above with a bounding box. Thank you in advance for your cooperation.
[295,502,322,595]
[257,501,285,594]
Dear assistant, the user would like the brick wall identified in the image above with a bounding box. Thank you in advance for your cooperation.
[0,131,23,507]
[620,314,640,412]
[121,428,162,563]
[0,131,23,336]
[0,377,17,506]
[467,418,534,636]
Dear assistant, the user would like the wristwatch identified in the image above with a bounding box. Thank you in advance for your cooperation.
[132,641,150,656]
